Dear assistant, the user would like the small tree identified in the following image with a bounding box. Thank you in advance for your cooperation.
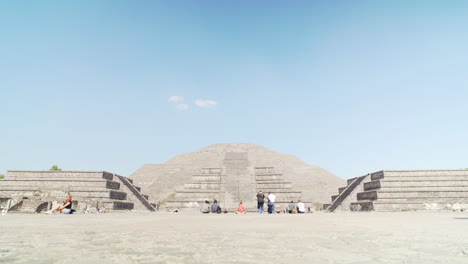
[0,174,4,179]
[50,165,61,171]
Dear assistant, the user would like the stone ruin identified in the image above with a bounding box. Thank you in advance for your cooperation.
[0,170,156,213]
[130,143,345,211]
[325,169,468,212]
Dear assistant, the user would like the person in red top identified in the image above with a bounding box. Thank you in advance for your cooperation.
[235,201,246,214]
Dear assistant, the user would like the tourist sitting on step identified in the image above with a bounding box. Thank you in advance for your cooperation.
[211,199,222,214]
[235,201,246,214]
[46,192,74,214]
[201,200,210,214]
[287,201,297,214]
[297,200,306,214]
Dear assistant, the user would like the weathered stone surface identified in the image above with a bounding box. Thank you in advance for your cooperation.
[0,171,155,213]
[328,169,468,212]
[130,143,345,210]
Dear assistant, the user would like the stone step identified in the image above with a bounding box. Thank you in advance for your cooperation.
[0,185,115,192]
[255,188,298,193]
[367,186,468,192]
[256,182,292,189]
[357,190,468,200]
[164,201,206,208]
[174,192,222,198]
[269,193,302,199]
[373,198,468,203]
[183,183,222,190]
[174,190,222,194]
[378,191,468,199]
[192,175,222,182]
[364,180,468,191]
[7,171,113,180]
[256,175,285,181]
[381,175,468,181]
[105,201,135,210]
[383,170,468,177]
[350,201,374,211]
[200,168,222,175]
[0,180,120,189]
[6,176,108,181]
[0,190,128,200]
[168,196,223,202]
[372,203,443,211]
[380,180,468,187]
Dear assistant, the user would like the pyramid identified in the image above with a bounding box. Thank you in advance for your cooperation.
[130,143,345,211]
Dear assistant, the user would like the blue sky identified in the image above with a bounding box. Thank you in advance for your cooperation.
[1,1,467,179]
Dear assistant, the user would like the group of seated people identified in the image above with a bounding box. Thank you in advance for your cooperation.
[202,200,311,214]
[287,200,306,214]
[201,200,247,214]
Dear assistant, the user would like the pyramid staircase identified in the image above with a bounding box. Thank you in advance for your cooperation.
[0,171,155,213]
[326,170,468,212]
[254,167,303,210]
[164,168,224,209]
[163,166,305,211]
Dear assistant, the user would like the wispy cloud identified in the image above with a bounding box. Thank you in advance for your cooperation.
[168,96,188,110]
[168,96,184,103]
[195,99,218,108]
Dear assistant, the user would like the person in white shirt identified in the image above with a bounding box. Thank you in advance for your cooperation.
[267,192,276,214]
[297,200,306,214]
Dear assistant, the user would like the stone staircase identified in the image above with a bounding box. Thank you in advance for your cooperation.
[326,170,468,212]
[254,167,304,211]
[0,170,155,213]
[164,168,224,209]
[162,165,306,212]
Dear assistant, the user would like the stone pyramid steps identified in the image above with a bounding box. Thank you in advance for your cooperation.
[183,183,222,190]
[380,170,468,177]
[0,171,155,212]
[164,167,224,209]
[329,170,468,212]
[192,175,222,182]
[372,197,468,203]
[174,191,222,198]
[256,182,293,189]
[0,179,119,188]
[365,186,468,192]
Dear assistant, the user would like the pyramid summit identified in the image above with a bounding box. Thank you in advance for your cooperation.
[130,143,345,211]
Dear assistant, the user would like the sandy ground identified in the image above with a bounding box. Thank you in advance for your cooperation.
[0,211,467,264]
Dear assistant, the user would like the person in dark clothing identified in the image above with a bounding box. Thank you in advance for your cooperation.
[256,191,265,214]
[211,199,222,214]
[46,192,73,214]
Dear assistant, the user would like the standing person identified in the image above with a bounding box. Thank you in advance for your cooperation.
[201,200,210,214]
[256,191,265,214]
[297,200,306,214]
[267,192,276,214]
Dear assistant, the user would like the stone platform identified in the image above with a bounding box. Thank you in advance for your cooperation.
[325,169,468,212]
[0,171,156,213]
